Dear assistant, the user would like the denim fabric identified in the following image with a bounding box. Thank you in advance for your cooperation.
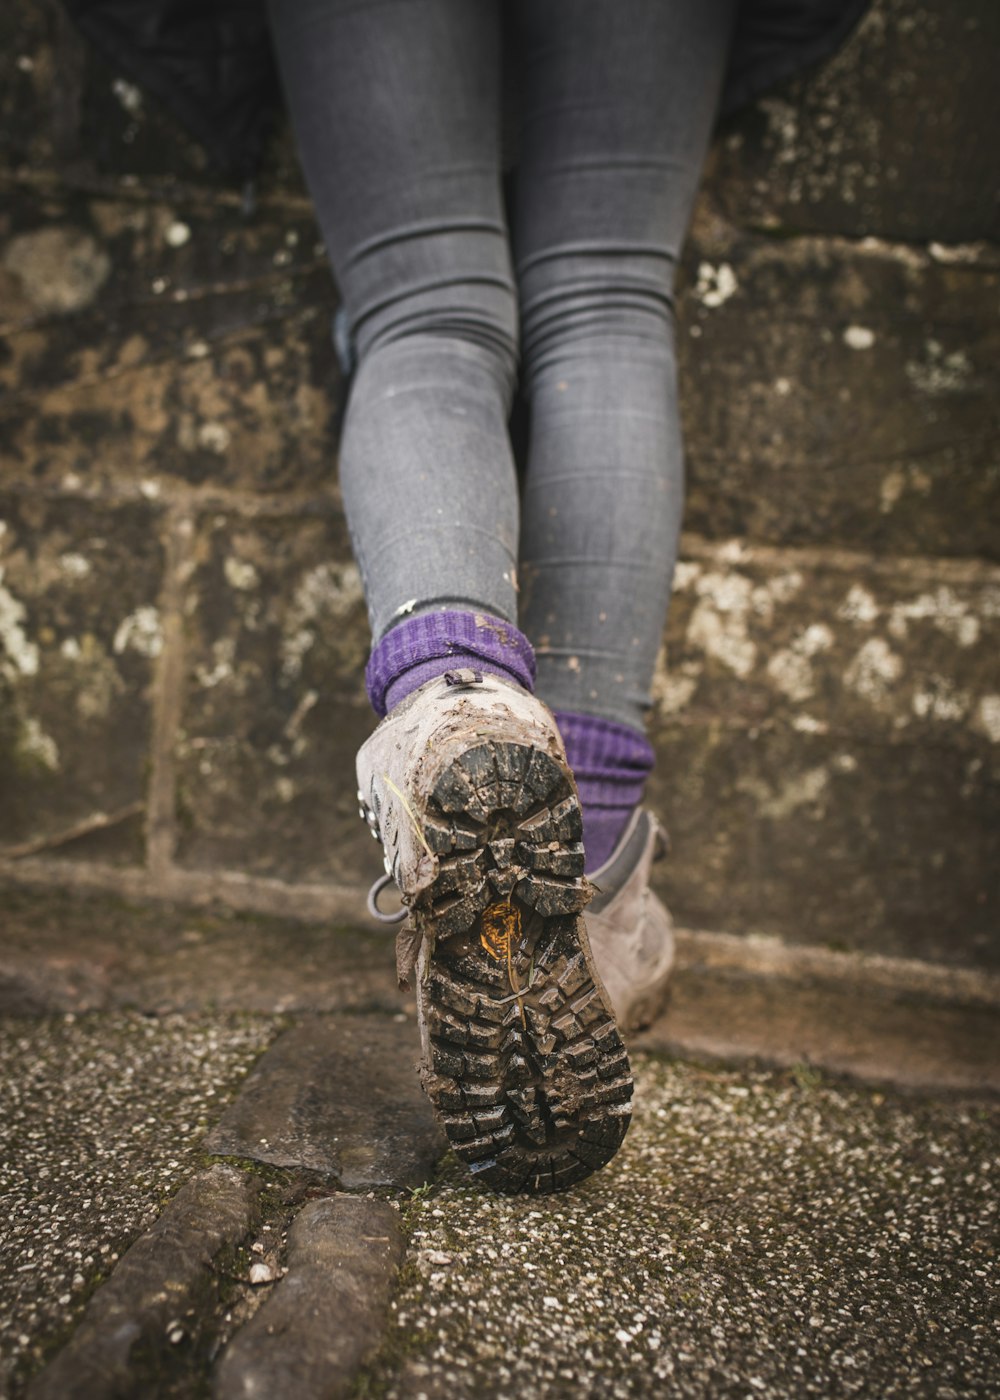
[268,0,735,731]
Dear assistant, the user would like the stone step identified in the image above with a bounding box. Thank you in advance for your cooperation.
[2,482,995,960]
[6,0,996,245]
[650,724,995,967]
[4,891,997,1089]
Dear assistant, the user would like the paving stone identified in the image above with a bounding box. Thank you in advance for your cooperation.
[0,949,111,1018]
[0,492,162,862]
[174,510,374,884]
[710,0,1000,242]
[27,1166,261,1400]
[214,1195,404,1400]
[675,225,1000,559]
[362,1056,1000,1400]
[640,952,1000,1096]
[204,1017,445,1190]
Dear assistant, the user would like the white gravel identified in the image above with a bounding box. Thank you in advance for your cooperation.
[372,1055,999,1399]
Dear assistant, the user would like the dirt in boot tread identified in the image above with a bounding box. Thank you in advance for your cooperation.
[414,737,633,1194]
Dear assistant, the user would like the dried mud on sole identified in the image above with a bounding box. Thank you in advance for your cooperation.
[415,737,634,1194]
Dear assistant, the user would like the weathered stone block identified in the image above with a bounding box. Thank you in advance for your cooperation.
[0,493,162,861]
[205,1018,444,1188]
[675,222,1000,560]
[647,724,997,969]
[709,0,1000,242]
[649,542,999,964]
[657,545,1000,746]
[1,189,342,495]
[214,1196,405,1400]
[175,510,375,883]
[0,0,303,192]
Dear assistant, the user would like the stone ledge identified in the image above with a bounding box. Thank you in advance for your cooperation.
[0,854,365,923]
[2,867,996,1009]
[673,928,1000,1011]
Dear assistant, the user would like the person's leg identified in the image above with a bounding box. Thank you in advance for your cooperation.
[268,0,534,713]
[510,0,737,869]
[271,0,632,1192]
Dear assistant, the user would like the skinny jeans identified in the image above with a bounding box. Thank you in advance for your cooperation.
[268,0,736,731]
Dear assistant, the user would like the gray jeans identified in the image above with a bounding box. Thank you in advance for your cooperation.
[268,0,735,730]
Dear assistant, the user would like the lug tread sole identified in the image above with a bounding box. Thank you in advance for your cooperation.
[414,737,633,1195]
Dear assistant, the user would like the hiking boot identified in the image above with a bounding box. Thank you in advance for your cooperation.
[586,809,675,1032]
[356,668,633,1194]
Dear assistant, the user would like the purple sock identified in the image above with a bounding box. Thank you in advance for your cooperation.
[555,711,654,875]
[365,610,536,717]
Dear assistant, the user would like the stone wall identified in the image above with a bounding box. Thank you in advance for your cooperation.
[1,0,997,969]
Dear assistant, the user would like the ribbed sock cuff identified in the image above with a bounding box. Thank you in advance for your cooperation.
[554,711,654,808]
[555,711,655,872]
[365,610,536,717]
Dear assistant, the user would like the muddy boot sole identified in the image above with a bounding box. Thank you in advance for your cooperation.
[412,737,633,1194]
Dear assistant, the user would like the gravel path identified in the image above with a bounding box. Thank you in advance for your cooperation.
[369,1056,999,1399]
[0,1012,278,1391]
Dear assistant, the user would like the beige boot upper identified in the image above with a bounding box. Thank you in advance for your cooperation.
[356,668,574,906]
[585,809,675,1032]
